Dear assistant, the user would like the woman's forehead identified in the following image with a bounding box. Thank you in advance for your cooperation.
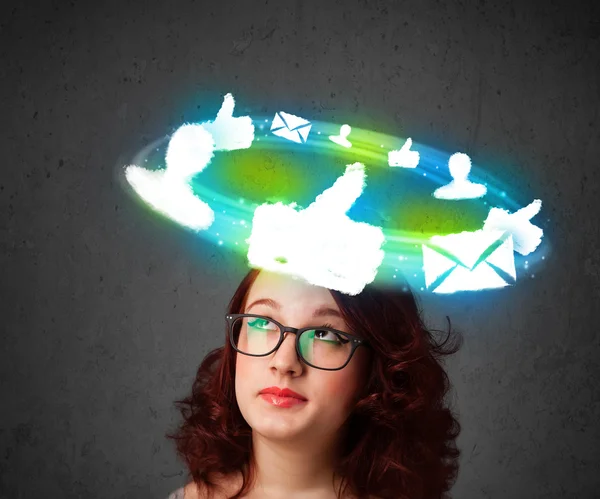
[246,271,338,309]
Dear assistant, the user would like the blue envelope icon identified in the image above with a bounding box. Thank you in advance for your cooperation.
[422,229,516,293]
[270,111,312,144]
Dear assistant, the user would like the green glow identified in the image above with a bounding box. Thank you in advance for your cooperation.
[196,149,313,206]
[389,199,487,237]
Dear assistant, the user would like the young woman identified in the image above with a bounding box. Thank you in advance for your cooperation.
[165,269,462,499]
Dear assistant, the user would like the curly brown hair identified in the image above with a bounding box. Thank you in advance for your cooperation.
[166,268,462,499]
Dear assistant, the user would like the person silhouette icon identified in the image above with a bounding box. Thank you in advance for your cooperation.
[329,124,353,148]
[433,152,487,200]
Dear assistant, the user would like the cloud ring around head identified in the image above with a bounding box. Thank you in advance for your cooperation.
[119,114,550,292]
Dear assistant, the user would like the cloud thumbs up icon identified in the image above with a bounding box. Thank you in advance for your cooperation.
[388,137,420,168]
[201,93,255,151]
[246,163,386,295]
[304,162,366,218]
[125,124,216,231]
[124,93,254,232]
[513,199,542,221]
[482,199,544,256]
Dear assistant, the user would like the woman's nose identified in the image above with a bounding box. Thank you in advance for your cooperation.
[269,331,303,373]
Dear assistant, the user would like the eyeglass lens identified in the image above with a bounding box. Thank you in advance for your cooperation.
[231,316,353,370]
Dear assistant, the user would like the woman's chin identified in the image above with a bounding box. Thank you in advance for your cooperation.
[249,411,312,439]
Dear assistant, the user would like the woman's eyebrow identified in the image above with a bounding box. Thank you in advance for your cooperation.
[312,306,343,319]
[245,298,342,319]
[245,298,279,312]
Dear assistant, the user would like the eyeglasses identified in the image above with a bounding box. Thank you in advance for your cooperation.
[226,313,369,371]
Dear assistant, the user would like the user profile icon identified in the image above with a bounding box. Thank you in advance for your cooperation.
[433,152,487,200]
[329,124,353,148]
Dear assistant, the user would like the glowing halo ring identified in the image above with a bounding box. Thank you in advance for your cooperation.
[119,114,550,293]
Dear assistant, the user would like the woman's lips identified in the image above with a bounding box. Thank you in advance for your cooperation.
[258,386,307,400]
[259,394,308,408]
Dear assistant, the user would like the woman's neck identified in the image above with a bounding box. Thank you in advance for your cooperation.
[247,432,343,497]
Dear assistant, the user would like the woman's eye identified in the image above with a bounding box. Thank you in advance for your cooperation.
[314,329,348,344]
[248,318,274,329]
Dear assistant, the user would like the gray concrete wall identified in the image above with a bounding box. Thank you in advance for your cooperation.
[1,0,599,498]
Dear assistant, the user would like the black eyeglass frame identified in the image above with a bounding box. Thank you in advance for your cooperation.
[226,313,370,371]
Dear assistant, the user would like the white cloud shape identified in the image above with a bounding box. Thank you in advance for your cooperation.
[201,93,255,151]
[125,121,216,231]
[388,138,420,168]
[125,167,215,231]
[483,199,543,256]
[246,163,385,295]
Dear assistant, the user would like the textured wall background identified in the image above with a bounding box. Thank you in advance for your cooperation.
[1,0,599,498]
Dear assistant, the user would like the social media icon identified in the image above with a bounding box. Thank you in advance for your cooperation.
[329,124,352,148]
[125,93,254,231]
[270,111,312,143]
[433,152,487,200]
[388,138,420,168]
[422,229,516,293]
[246,163,385,295]
[201,93,255,151]
[483,199,543,256]
[126,125,216,230]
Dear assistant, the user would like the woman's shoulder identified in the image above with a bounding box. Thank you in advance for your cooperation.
[177,477,383,499]
[180,481,202,499]
[181,481,206,499]
[163,482,200,499]
[179,475,240,499]
[165,486,185,499]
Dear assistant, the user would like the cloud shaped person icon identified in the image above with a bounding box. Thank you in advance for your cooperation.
[246,163,386,295]
[329,124,353,148]
[433,152,487,200]
[125,93,255,231]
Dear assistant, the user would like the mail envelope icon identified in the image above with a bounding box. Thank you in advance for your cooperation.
[270,111,312,144]
[422,229,516,293]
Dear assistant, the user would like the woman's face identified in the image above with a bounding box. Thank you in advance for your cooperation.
[234,270,371,444]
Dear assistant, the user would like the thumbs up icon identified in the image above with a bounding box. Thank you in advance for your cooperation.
[246,163,386,295]
[201,93,255,151]
[125,124,216,230]
[482,199,544,256]
[125,93,255,231]
[388,138,420,169]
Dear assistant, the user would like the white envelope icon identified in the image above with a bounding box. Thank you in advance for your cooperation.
[422,229,516,293]
[270,111,312,144]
